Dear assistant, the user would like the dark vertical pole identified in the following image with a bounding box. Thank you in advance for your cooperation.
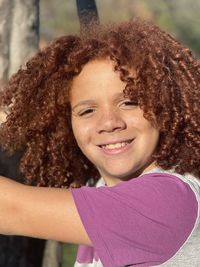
[76,0,99,29]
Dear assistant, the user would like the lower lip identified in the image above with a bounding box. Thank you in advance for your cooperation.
[98,140,134,156]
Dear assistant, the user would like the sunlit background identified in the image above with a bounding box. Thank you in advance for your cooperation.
[40,0,200,56]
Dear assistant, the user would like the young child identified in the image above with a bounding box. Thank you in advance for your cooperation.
[0,20,200,267]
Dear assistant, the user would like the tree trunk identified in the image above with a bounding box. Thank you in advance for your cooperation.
[0,0,12,80]
[0,1,47,267]
[8,0,39,77]
[0,0,39,80]
[42,240,62,267]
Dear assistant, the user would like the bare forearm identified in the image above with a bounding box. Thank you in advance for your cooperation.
[0,175,91,244]
[0,176,23,235]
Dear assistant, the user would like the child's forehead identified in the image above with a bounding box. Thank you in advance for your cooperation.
[72,58,136,82]
[67,57,138,107]
[70,59,127,102]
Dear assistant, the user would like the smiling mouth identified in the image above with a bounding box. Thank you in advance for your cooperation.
[99,139,134,150]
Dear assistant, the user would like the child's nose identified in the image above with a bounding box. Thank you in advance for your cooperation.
[96,110,126,134]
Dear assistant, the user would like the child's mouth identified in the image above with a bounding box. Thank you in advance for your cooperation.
[98,139,134,155]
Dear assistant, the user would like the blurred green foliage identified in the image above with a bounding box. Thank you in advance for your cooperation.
[40,0,200,56]
[62,243,78,267]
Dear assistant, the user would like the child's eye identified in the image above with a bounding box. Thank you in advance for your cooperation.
[120,100,138,108]
[78,108,95,117]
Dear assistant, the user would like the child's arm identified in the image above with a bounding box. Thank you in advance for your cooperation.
[0,175,92,245]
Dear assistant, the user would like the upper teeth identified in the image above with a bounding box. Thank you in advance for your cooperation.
[101,141,130,149]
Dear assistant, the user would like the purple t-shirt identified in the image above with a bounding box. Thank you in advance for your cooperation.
[71,173,198,267]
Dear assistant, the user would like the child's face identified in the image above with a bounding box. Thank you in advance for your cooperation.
[70,59,159,186]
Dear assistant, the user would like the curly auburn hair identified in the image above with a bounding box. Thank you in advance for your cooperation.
[0,19,200,187]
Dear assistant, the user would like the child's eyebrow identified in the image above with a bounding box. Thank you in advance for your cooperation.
[71,92,127,111]
[71,100,96,111]
[113,92,130,102]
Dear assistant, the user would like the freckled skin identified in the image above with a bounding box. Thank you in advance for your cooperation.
[71,59,159,186]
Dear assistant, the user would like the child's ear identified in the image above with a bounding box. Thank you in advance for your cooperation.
[0,110,7,124]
